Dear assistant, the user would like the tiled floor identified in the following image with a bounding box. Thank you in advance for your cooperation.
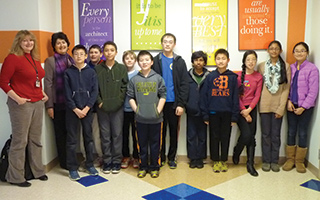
[0,160,319,200]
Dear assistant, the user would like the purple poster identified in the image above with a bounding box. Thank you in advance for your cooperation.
[79,0,113,50]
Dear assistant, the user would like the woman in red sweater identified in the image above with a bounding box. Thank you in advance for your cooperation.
[0,30,48,187]
[233,50,263,176]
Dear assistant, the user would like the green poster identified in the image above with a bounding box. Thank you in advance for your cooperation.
[131,0,166,50]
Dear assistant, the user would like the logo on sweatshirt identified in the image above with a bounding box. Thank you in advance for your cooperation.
[212,75,229,96]
[136,82,157,95]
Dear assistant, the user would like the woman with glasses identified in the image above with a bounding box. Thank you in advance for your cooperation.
[233,50,262,177]
[257,40,291,172]
[282,42,319,173]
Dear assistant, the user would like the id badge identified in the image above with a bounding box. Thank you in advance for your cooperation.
[36,79,41,88]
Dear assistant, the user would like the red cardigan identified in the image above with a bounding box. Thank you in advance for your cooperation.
[0,53,45,102]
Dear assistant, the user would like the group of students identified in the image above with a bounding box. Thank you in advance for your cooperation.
[0,30,318,187]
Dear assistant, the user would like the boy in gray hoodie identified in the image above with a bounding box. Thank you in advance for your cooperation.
[127,50,166,178]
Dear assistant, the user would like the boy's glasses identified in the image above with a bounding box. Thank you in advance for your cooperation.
[74,53,85,57]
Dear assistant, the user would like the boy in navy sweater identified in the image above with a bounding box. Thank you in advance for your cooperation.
[200,49,239,173]
[64,45,99,180]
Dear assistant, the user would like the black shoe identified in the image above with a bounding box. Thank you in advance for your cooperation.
[10,181,31,187]
[189,160,196,168]
[38,175,48,181]
[247,163,259,177]
[232,144,244,165]
[196,159,204,169]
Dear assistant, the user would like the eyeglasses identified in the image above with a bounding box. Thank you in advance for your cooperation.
[268,48,280,51]
[74,53,85,57]
[162,40,174,44]
[294,50,307,54]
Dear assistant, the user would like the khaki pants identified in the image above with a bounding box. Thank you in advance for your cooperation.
[6,98,45,183]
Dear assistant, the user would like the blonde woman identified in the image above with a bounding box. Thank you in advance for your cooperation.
[0,30,48,187]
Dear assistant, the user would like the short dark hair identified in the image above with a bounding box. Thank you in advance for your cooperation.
[293,42,309,53]
[103,41,117,51]
[191,51,207,65]
[137,50,153,62]
[51,32,70,52]
[72,44,87,55]
[215,48,229,59]
[161,33,176,44]
[89,44,102,53]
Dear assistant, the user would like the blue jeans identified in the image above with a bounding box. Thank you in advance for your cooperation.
[287,108,314,148]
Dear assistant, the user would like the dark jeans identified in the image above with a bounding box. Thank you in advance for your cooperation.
[237,106,257,147]
[209,112,232,161]
[260,113,282,163]
[187,115,207,160]
[287,108,314,148]
[53,108,67,169]
[136,122,162,171]
[122,111,138,159]
[160,102,180,162]
[66,108,94,171]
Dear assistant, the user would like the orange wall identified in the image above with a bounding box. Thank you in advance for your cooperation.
[61,0,75,48]
[286,0,307,64]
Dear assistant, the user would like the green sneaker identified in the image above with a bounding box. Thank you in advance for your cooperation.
[137,170,147,178]
[212,161,221,173]
[220,161,228,172]
[150,170,159,178]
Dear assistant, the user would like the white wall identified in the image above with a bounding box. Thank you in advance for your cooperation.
[305,0,320,168]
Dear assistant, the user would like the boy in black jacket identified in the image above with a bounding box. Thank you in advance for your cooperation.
[200,49,239,173]
[152,33,189,169]
[64,45,99,180]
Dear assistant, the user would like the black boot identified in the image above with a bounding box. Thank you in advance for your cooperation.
[246,145,258,177]
[232,143,245,165]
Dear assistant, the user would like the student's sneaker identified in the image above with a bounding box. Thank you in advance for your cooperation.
[87,166,99,176]
[150,170,160,178]
[101,163,112,174]
[262,163,271,172]
[160,161,165,167]
[212,161,221,173]
[189,160,197,169]
[137,170,147,178]
[168,160,177,169]
[271,163,280,172]
[111,163,121,174]
[69,170,81,181]
[196,159,204,169]
[121,157,130,169]
[220,161,228,172]
[132,159,139,169]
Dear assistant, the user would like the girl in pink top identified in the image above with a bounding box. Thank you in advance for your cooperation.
[233,50,262,177]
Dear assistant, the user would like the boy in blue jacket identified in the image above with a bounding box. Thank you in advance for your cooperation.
[64,45,99,180]
[186,51,210,169]
[200,49,239,173]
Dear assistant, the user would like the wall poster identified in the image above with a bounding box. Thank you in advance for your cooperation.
[192,0,228,66]
[79,0,113,50]
[131,0,166,50]
[238,0,275,50]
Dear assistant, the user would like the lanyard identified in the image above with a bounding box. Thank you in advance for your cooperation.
[24,54,38,78]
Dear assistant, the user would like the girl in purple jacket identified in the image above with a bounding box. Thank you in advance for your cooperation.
[283,42,319,173]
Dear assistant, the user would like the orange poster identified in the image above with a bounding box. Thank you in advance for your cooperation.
[238,0,275,50]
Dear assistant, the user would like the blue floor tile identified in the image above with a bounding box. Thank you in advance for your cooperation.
[143,183,224,200]
[77,175,108,187]
[165,183,201,198]
[300,179,320,192]
[142,190,180,200]
[186,191,224,200]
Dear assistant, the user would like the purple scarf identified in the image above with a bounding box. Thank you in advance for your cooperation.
[54,53,74,107]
